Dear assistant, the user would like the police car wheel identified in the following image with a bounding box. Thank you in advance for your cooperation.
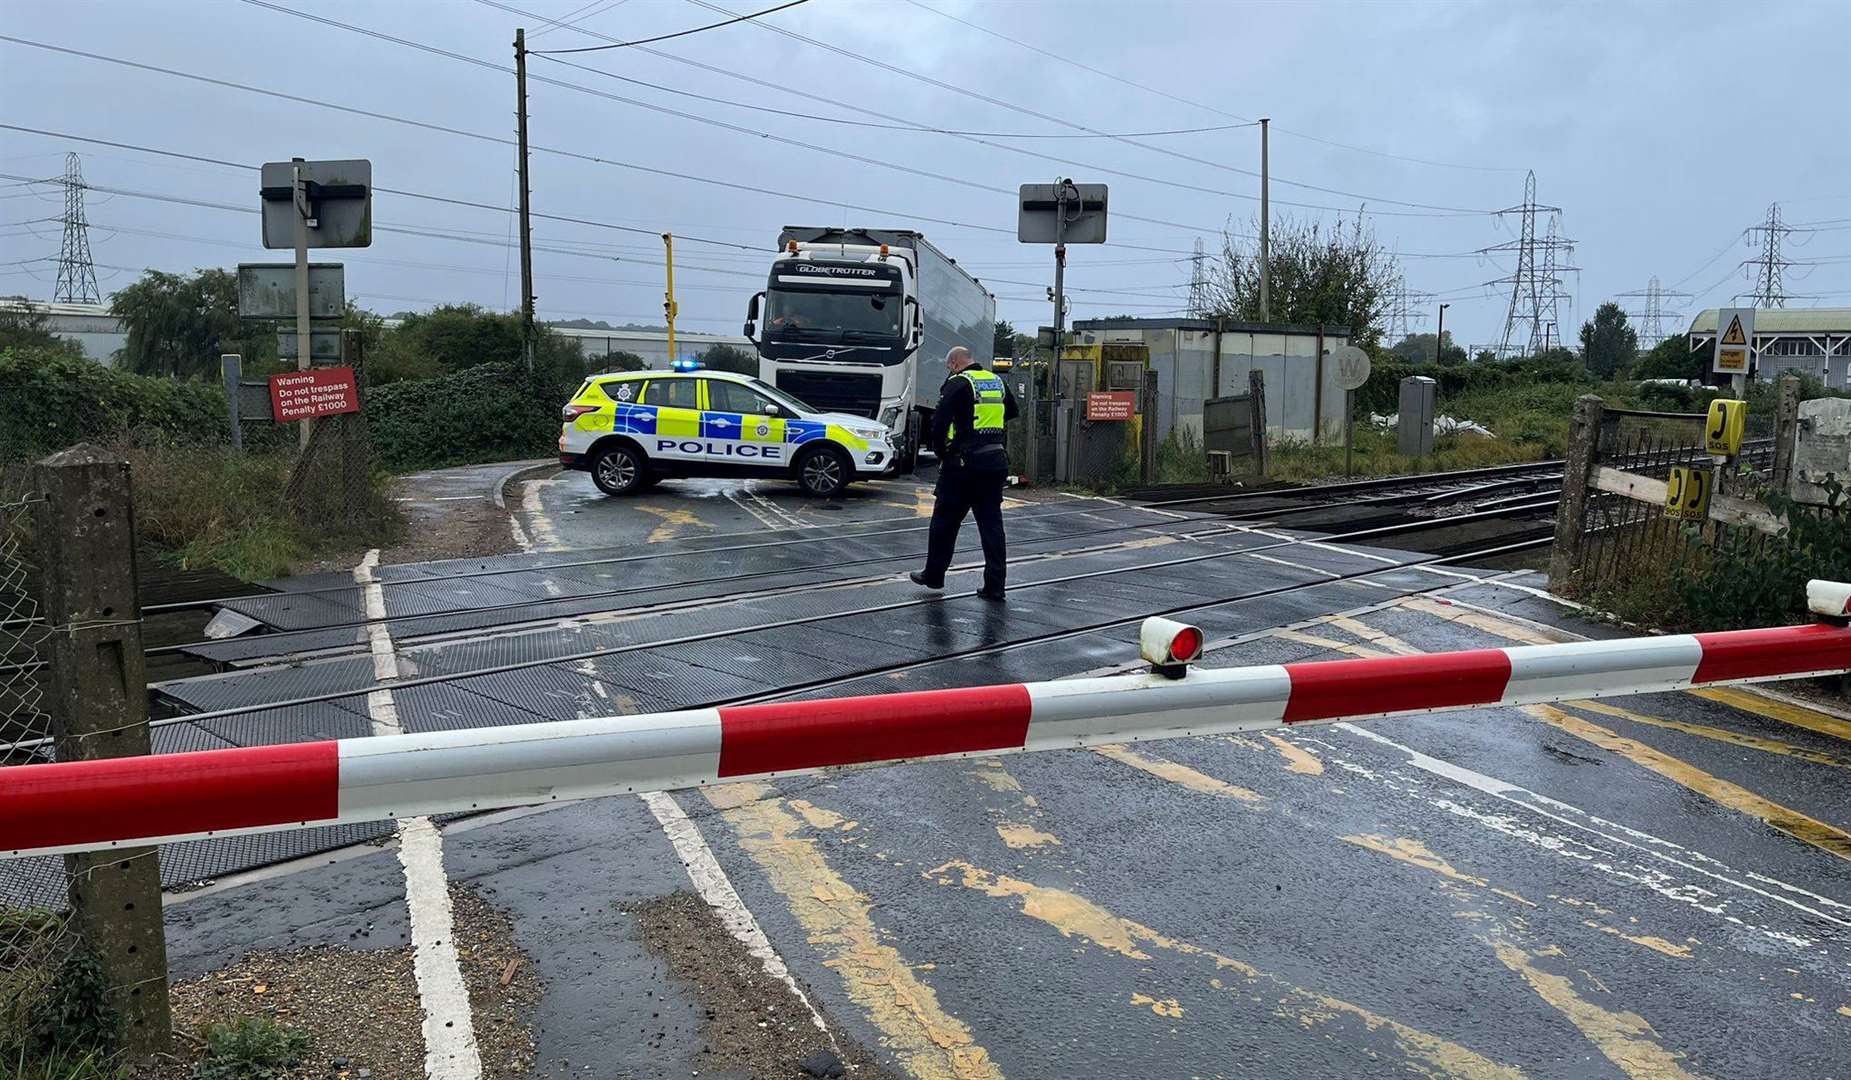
[590,445,646,496]
[795,446,850,498]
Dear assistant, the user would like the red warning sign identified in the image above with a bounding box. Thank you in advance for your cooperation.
[269,366,359,422]
[1086,391,1137,421]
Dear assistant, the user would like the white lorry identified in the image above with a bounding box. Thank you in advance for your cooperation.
[742,227,995,472]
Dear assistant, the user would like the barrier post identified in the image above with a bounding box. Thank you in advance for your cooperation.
[1550,394,1604,591]
[29,446,171,1055]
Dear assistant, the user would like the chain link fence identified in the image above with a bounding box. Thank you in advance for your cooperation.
[0,493,91,1054]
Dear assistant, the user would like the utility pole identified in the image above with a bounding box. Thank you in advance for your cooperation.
[514,28,536,370]
[1436,303,1450,363]
[1258,118,1270,323]
[662,233,679,367]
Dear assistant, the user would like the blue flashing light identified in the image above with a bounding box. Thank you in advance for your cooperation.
[672,358,702,372]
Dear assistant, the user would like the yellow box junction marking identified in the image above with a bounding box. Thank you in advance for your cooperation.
[1262,733,1325,775]
[1568,700,1851,773]
[1526,705,1851,862]
[1090,744,1265,803]
[636,504,704,544]
[1129,992,1184,1019]
[1491,943,1710,1080]
[1690,687,1851,747]
[926,860,1525,1080]
[708,787,1002,1080]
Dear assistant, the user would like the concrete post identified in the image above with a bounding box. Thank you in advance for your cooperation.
[1247,369,1268,479]
[29,445,171,1056]
[339,329,373,524]
[1772,373,1802,495]
[1549,395,1605,593]
[219,354,242,451]
[1139,369,1159,486]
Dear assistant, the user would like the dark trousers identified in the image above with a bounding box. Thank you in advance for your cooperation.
[923,462,1008,594]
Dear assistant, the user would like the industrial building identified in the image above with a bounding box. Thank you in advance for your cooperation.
[1687,308,1851,390]
[1069,317,1356,443]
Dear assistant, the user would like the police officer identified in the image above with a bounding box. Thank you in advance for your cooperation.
[910,346,1018,600]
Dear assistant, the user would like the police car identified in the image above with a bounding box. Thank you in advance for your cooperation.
[559,364,899,498]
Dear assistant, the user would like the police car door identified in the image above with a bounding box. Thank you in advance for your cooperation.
[702,379,788,472]
[639,375,704,464]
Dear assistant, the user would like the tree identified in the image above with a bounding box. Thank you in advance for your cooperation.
[109,269,273,378]
[993,319,1034,360]
[369,303,585,385]
[1385,332,1464,366]
[1579,301,1638,378]
[1202,215,1399,352]
[698,342,757,376]
[596,350,647,373]
[1632,334,1706,382]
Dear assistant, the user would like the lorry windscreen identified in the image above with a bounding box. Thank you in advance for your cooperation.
[764,286,904,342]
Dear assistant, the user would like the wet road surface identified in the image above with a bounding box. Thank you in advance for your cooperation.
[144,480,1851,1078]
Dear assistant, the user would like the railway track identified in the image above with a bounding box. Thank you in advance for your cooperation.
[130,496,1559,734]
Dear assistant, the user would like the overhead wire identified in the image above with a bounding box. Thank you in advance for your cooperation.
[676,0,1498,216]
[528,0,809,54]
[6,33,1191,253]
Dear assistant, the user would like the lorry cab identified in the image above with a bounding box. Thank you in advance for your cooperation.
[558,366,899,498]
[744,227,995,478]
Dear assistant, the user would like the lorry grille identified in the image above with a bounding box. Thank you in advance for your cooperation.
[775,371,884,418]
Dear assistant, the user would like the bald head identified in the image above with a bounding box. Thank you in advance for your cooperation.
[947,346,975,373]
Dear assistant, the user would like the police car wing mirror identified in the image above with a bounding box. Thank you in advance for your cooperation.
[763,403,781,417]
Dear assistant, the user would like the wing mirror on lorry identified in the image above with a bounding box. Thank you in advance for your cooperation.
[744,291,764,340]
[904,296,921,348]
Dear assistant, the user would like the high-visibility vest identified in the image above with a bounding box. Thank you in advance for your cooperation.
[946,369,1006,445]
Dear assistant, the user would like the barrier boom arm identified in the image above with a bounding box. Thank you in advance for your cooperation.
[6,594,1851,860]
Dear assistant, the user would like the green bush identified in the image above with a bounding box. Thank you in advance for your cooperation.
[1586,482,1850,632]
[368,361,572,471]
[193,1018,309,1080]
[0,909,115,1061]
[0,346,235,461]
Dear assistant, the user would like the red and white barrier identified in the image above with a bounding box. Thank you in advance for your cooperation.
[5,614,1850,859]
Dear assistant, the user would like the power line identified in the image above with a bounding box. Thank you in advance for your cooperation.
[532,54,1256,139]
[527,0,630,39]
[479,0,1489,217]
[677,0,1493,217]
[529,0,810,54]
[898,0,1525,177]
[2,33,1192,256]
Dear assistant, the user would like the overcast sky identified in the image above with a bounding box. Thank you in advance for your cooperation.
[4,0,1848,351]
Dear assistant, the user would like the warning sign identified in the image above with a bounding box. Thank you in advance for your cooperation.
[1086,391,1137,421]
[270,366,359,422]
[1712,308,1754,377]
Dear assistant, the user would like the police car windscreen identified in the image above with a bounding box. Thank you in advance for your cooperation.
[765,284,903,341]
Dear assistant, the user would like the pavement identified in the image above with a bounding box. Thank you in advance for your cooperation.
[147,459,1851,1079]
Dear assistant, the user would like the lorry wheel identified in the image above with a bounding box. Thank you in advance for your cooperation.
[795,446,851,498]
[590,444,647,496]
[898,411,921,475]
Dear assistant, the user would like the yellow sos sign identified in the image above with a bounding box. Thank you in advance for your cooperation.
[1705,399,1746,457]
[1664,466,1712,521]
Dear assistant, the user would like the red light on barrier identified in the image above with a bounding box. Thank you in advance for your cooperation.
[1170,626,1203,663]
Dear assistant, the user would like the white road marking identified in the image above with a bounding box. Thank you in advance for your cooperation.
[747,486,807,530]
[511,486,823,1041]
[640,791,834,1037]
[1336,722,1851,932]
[726,489,786,532]
[355,551,483,1080]
[519,478,565,552]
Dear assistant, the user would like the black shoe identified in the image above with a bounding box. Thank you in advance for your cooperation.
[909,571,943,590]
[976,587,1006,602]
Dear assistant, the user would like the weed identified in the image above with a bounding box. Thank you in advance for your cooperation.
[193,1018,309,1080]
